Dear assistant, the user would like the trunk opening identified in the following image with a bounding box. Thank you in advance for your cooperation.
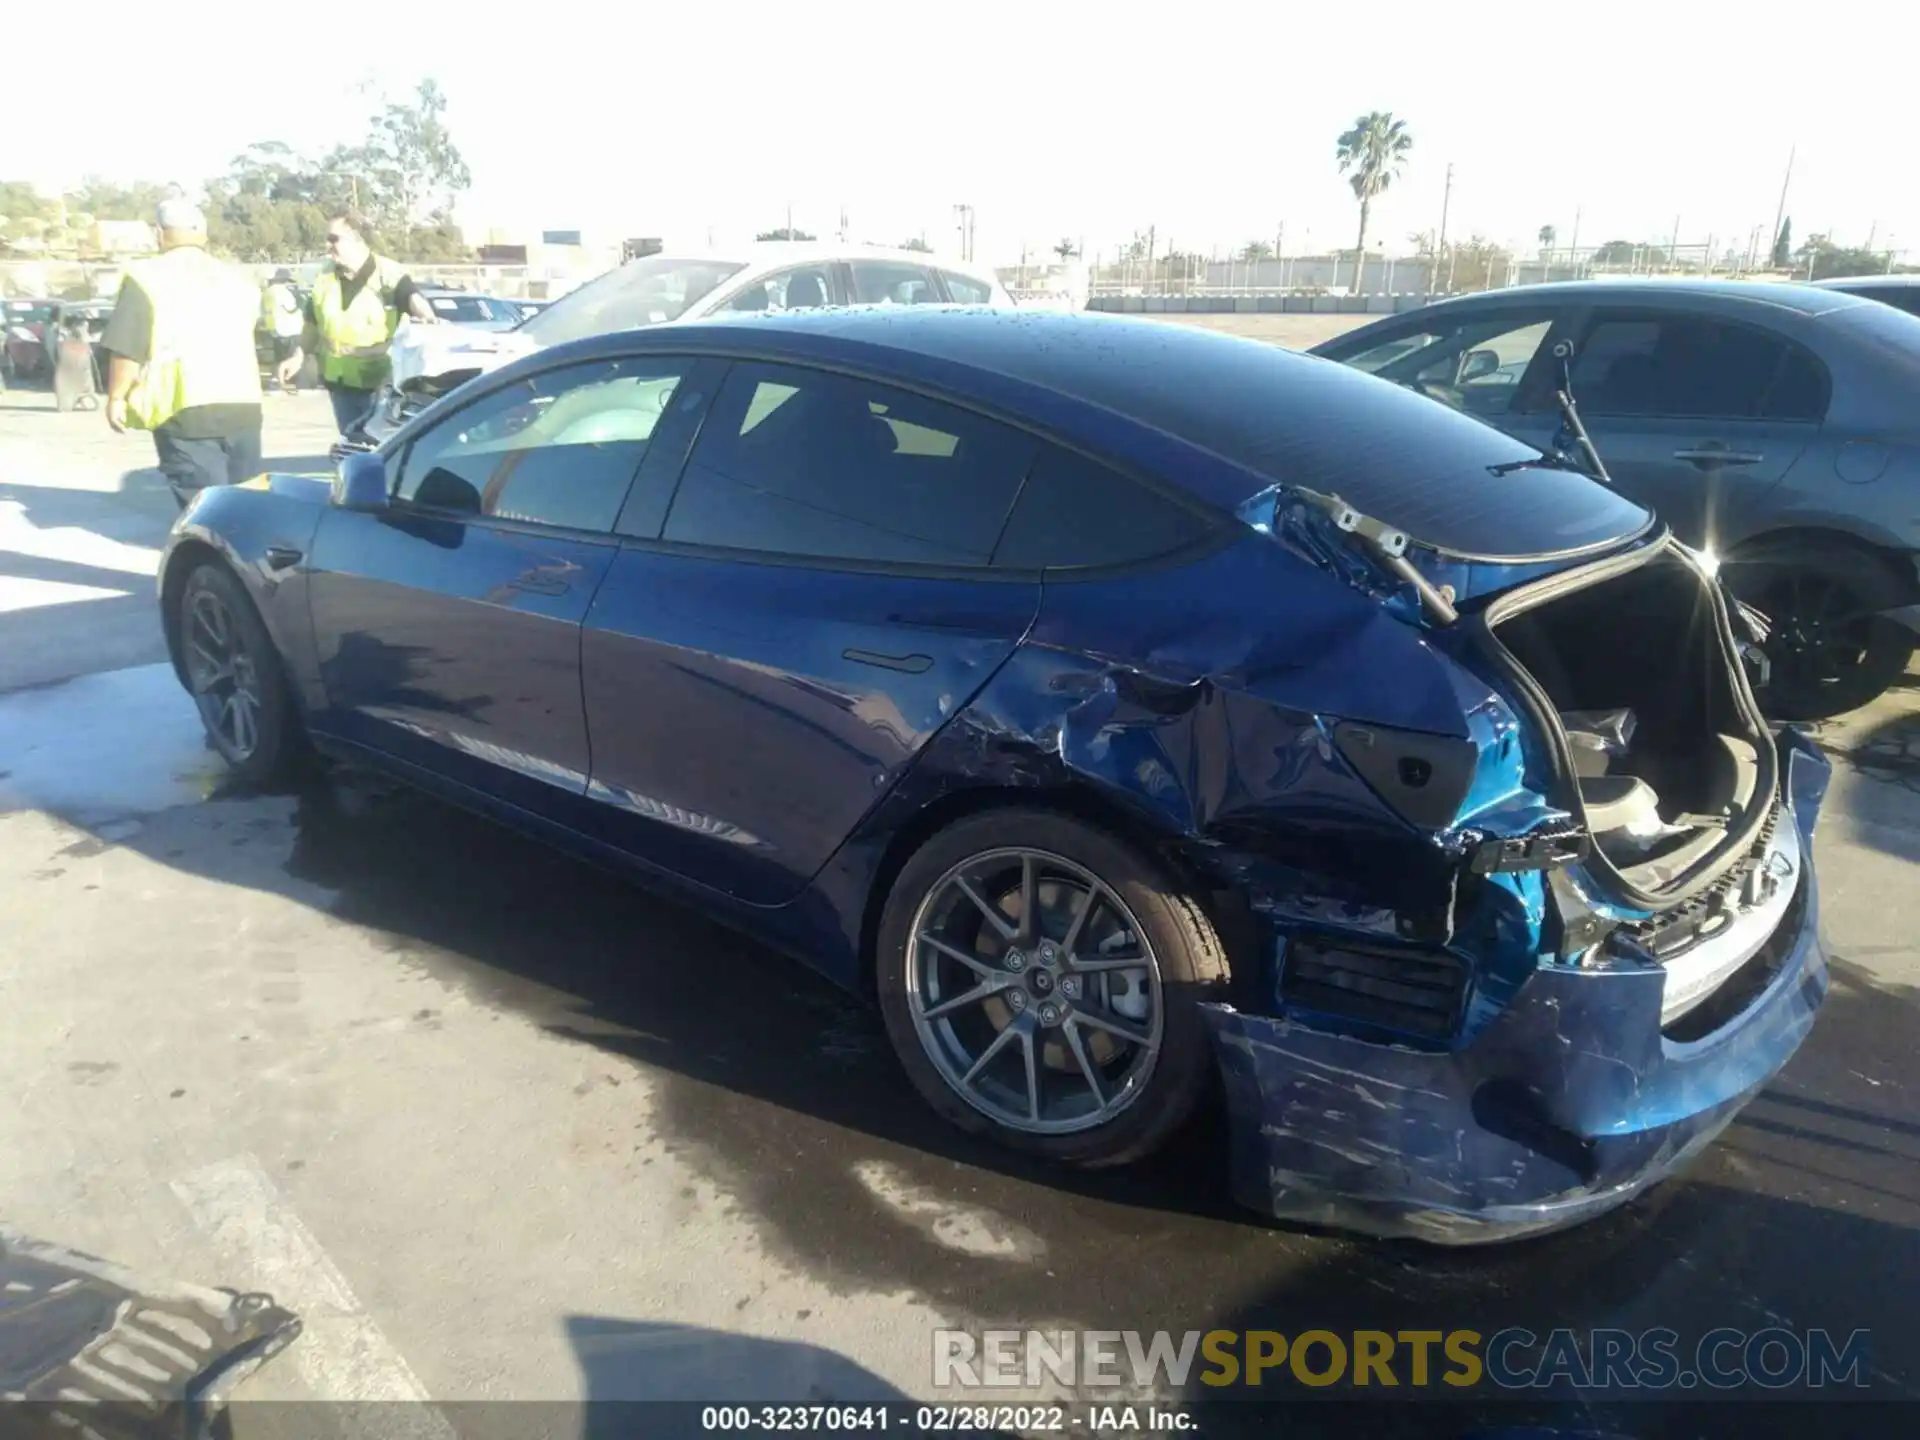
[1476,539,1778,909]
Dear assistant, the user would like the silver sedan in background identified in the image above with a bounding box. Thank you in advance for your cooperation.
[1312,279,1920,718]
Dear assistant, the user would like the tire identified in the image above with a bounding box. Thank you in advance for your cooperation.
[875,807,1230,1168]
[175,562,305,786]
[1725,542,1917,720]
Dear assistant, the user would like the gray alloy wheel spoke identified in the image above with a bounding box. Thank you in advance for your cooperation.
[1020,1027,1041,1123]
[193,592,230,649]
[1063,1018,1106,1107]
[187,638,228,686]
[1019,853,1039,944]
[918,932,1003,981]
[954,876,1018,941]
[920,978,1004,1022]
[1060,885,1099,960]
[961,1022,1021,1087]
[231,692,257,756]
[1069,1006,1152,1048]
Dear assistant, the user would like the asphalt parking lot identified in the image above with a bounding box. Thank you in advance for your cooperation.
[4,330,1919,1435]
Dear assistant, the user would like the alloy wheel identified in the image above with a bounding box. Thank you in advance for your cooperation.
[182,580,264,761]
[1764,571,1878,706]
[904,846,1165,1135]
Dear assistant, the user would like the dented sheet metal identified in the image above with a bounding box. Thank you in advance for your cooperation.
[0,1227,299,1437]
[1200,732,1832,1243]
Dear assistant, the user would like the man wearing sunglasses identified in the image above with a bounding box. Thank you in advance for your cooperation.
[276,209,438,435]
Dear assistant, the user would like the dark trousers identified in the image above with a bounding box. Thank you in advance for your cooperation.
[153,424,264,509]
[326,383,376,436]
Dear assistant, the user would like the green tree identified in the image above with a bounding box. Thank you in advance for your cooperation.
[900,237,933,252]
[0,180,60,242]
[1334,111,1412,293]
[755,227,816,241]
[1537,224,1557,257]
[1771,217,1792,268]
[353,79,471,239]
[1593,238,1638,265]
[1240,239,1273,262]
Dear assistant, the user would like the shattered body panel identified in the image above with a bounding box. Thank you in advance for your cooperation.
[1203,731,1830,1243]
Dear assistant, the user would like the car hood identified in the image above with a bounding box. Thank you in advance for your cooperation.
[389,320,540,390]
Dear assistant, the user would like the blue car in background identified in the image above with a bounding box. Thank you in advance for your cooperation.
[155,309,1830,1242]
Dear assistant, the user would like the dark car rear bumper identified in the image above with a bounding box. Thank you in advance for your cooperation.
[1201,729,1832,1245]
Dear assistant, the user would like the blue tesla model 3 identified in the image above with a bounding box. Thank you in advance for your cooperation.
[157,308,1830,1243]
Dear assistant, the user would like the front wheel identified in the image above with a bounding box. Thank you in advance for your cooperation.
[176,563,303,786]
[876,809,1230,1168]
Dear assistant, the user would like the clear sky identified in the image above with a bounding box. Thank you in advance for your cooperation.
[7,0,1911,268]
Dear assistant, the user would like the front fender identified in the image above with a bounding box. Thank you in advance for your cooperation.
[159,477,329,710]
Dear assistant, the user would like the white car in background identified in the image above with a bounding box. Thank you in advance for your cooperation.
[355,244,1014,448]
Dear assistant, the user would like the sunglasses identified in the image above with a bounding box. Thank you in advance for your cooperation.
[326,232,348,245]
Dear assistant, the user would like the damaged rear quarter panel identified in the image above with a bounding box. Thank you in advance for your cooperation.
[812,533,1556,1005]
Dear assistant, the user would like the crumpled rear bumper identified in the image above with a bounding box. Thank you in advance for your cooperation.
[1202,730,1833,1245]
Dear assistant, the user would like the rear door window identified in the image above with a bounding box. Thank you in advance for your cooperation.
[724,266,841,313]
[848,261,941,306]
[661,362,1034,567]
[993,447,1215,571]
[939,271,994,304]
[1569,314,1829,421]
[1332,312,1557,419]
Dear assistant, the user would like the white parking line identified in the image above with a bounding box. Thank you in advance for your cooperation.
[170,1154,455,1431]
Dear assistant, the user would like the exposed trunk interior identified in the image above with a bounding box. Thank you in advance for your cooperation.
[1490,549,1774,899]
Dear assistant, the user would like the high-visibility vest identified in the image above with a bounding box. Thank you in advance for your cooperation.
[310,256,408,389]
[123,246,264,431]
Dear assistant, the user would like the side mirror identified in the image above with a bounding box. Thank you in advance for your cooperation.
[333,450,391,511]
[1459,348,1501,383]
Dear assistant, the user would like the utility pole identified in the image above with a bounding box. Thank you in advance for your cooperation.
[1569,205,1581,267]
[1430,162,1453,296]
[1770,145,1795,267]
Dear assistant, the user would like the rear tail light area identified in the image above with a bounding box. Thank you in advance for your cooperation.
[1280,937,1471,1039]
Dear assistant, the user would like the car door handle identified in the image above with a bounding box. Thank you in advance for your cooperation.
[264,545,303,570]
[1673,447,1764,466]
[843,648,933,674]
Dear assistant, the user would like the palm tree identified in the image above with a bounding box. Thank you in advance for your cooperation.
[1334,111,1413,294]
[1240,239,1274,262]
[1538,224,1557,258]
[1053,237,1078,260]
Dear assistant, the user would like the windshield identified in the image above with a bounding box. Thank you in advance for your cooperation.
[516,256,747,346]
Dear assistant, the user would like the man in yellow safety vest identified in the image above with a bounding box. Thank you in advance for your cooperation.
[100,198,265,508]
[275,209,437,435]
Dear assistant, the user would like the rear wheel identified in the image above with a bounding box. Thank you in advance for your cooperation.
[876,809,1229,1168]
[1727,546,1915,719]
[176,563,303,786]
